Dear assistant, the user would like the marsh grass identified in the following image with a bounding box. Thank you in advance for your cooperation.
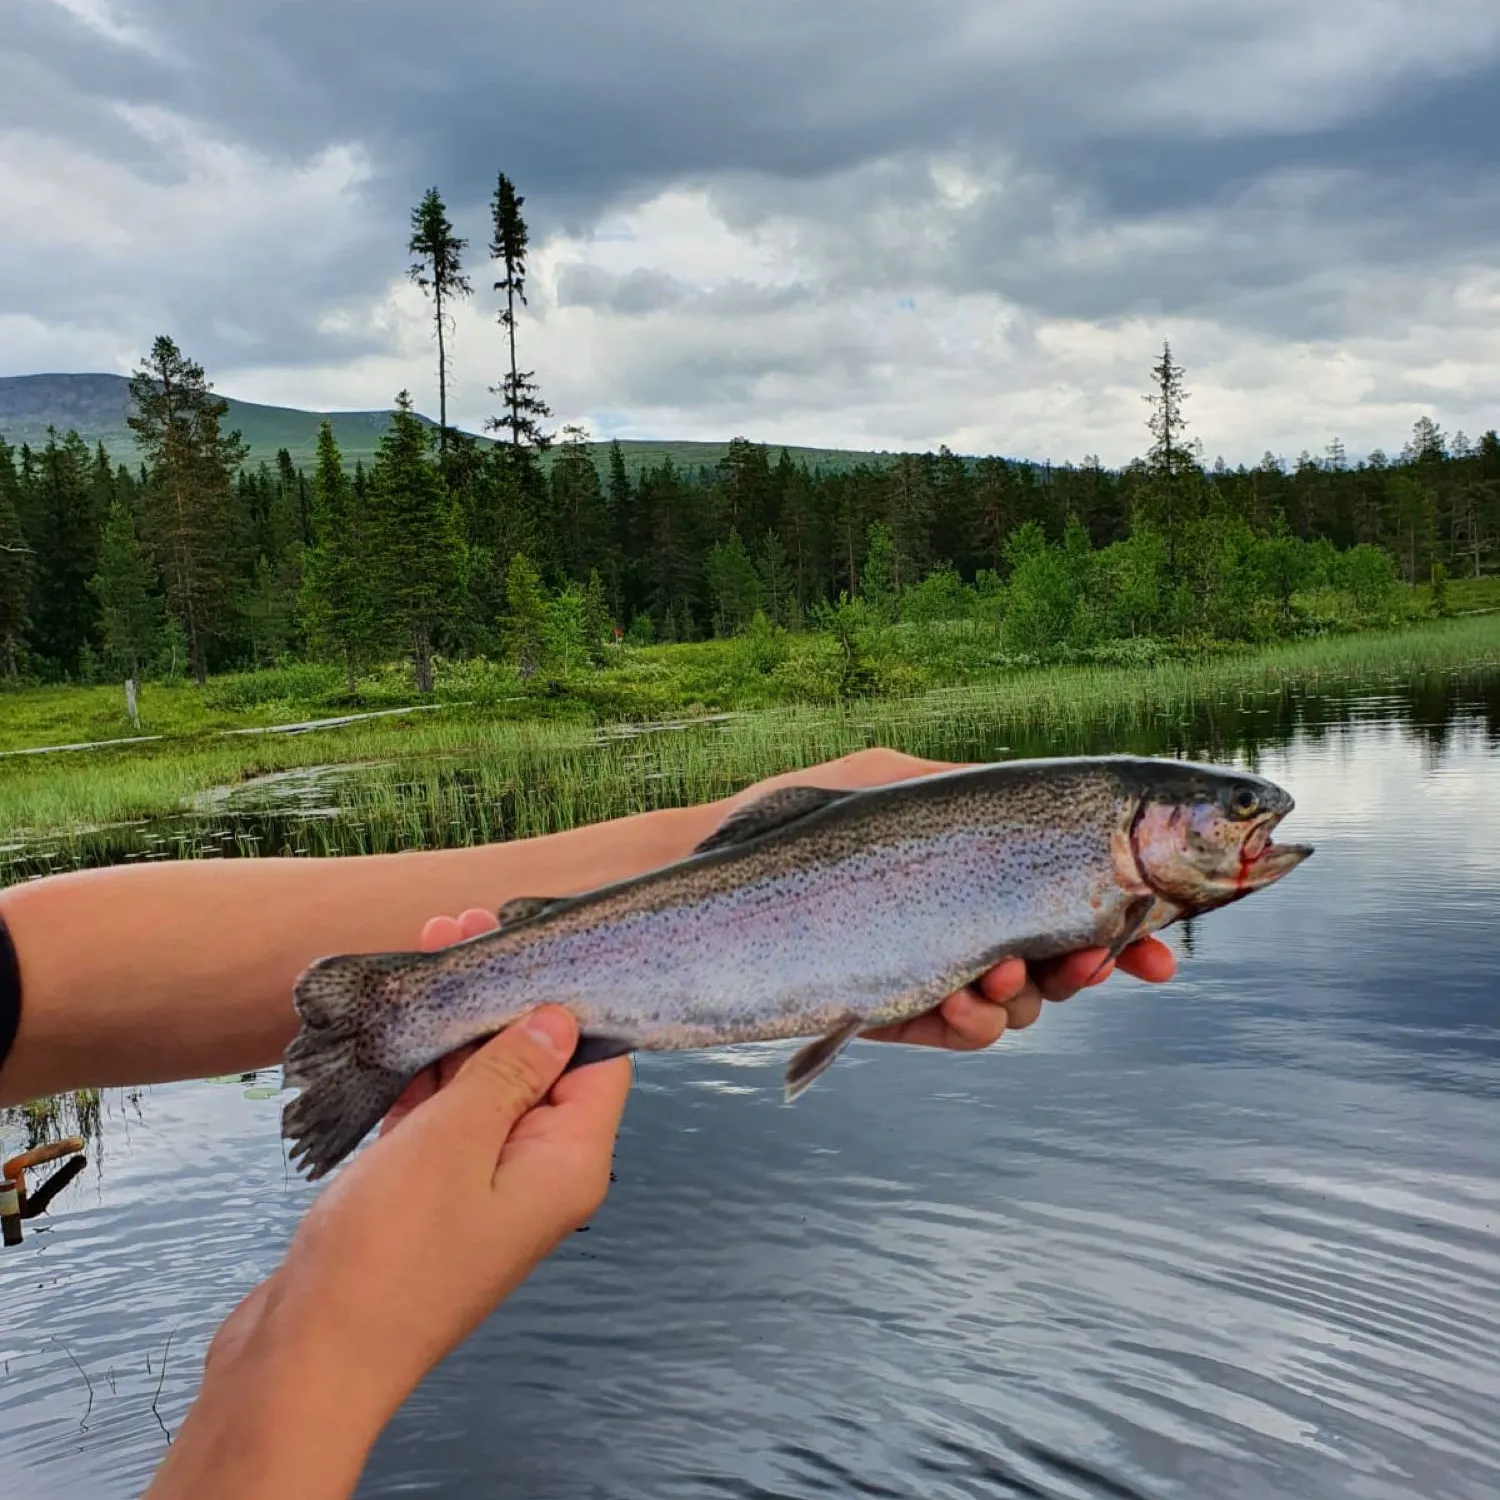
[3,614,1498,882]
[1,1088,102,1155]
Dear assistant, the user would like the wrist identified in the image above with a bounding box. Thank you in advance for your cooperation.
[147,1285,400,1500]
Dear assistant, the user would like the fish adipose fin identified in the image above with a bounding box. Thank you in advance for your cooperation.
[1084,894,1157,985]
[694,786,851,855]
[281,952,419,1180]
[495,895,564,928]
[784,1013,867,1101]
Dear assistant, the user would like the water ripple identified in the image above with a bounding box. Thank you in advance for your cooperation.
[3,708,1499,1498]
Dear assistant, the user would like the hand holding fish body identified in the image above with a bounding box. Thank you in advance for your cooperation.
[282,755,1312,1179]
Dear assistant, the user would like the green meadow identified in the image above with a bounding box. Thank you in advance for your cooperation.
[4,610,1498,882]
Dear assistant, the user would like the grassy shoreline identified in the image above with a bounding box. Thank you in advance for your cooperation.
[2,577,1497,754]
[3,614,1498,869]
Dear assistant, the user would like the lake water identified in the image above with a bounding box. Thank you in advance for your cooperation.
[2,674,1498,1499]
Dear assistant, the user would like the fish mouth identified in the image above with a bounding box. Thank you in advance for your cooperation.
[1246,841,1315,881]
[1240,811,1314,886]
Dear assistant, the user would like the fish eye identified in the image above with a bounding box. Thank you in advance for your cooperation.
[1228,787,1261,819]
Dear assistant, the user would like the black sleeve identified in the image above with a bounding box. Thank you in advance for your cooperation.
[0,914,20,1076]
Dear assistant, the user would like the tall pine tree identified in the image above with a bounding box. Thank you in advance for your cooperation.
[127,336,247,683]
[487,171,552,450]
[1139,340,1203,579]
[408,187,472,461]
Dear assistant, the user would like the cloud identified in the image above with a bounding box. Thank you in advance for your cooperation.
[2,0,1498,464]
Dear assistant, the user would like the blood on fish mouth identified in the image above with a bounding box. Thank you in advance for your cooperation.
[1243,820,1273,861]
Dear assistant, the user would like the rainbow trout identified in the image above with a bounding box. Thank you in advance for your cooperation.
[282,755,1312,1177]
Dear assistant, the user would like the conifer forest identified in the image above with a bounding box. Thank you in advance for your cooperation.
[2,175,1497,699]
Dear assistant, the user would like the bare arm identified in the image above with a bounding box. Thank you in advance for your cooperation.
[0,749,1175,1107]
[0,799,717,1105]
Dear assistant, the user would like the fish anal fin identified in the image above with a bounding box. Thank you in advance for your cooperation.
[566,1033,636,1071]
[495,896,562,928]
[784,1013,866,1102]
[694,786,851,855]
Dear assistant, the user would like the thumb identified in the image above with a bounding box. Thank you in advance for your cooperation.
[440,1006,579,1167]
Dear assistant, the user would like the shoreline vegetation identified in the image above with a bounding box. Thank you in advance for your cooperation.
[3,176,1498,877]
[3,612,1497,877]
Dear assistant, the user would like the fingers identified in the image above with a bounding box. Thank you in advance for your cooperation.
[935,986,1011,1048]
[441,1006,578,1179]
[387,914,501,1134]
[975,957,1028,1004]
[1030,935,1177,1000]
[458,908,500,939]
[420,914,464,950]
[380,1068,438,1135]
[1117,936,1177,983]
[420,909,499,950]
[738,748,965,807]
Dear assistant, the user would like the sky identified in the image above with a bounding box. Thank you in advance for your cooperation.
[3,0,1499,467]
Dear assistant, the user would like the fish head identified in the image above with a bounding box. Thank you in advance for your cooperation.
[1131,763,1313,912]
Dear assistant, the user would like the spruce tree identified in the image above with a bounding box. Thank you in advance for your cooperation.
[90,499,164,685]
[502,551,547,677]
[0,438,30,678]
[717,438,775,538]
[30,427,101,673]
[544,584,589,672]
[582,568,613,660]
[606,437,637,619]
[755,530,796,627]
[706,529,760,635]
[301,421,374,692]
[369,392,463,692]
[1139,340,1203,578]
[885,453,934,590]
[859,521,899,620]
[127,336,247,683]
[550,424,607,580]
[408,187,472,460]
[245,554,293,665]
[487,171,552,450]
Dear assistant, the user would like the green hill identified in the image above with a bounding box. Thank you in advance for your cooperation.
[0,373,433,471]
[0,372,909,477]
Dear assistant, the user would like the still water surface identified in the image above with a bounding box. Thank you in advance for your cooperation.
[2,678,1498,1499]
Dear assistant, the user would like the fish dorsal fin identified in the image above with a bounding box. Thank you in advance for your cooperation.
[693,785,851,855]
[495,895,564,928]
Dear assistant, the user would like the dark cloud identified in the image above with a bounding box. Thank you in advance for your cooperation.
[3,0,1498,457]
[18,1,1500,219]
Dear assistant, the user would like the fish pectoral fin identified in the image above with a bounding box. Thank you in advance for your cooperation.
[693,785,851,855]
[784,1013,867,1102]
[1085,894,1158,984]
[495,895,564,928]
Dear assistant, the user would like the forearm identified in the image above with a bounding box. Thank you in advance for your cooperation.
[145,1305,395,1500]
[0,799,721,1104]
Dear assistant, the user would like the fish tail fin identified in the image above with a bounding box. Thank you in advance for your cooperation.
[281,952,420,1181]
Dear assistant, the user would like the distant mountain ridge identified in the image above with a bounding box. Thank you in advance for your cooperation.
[0,372,913,477]
[0,373,435,471]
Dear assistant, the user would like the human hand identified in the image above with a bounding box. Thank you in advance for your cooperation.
[723,747,1177,1051]
[206,925,630,1421]
[147,919,629,1500]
